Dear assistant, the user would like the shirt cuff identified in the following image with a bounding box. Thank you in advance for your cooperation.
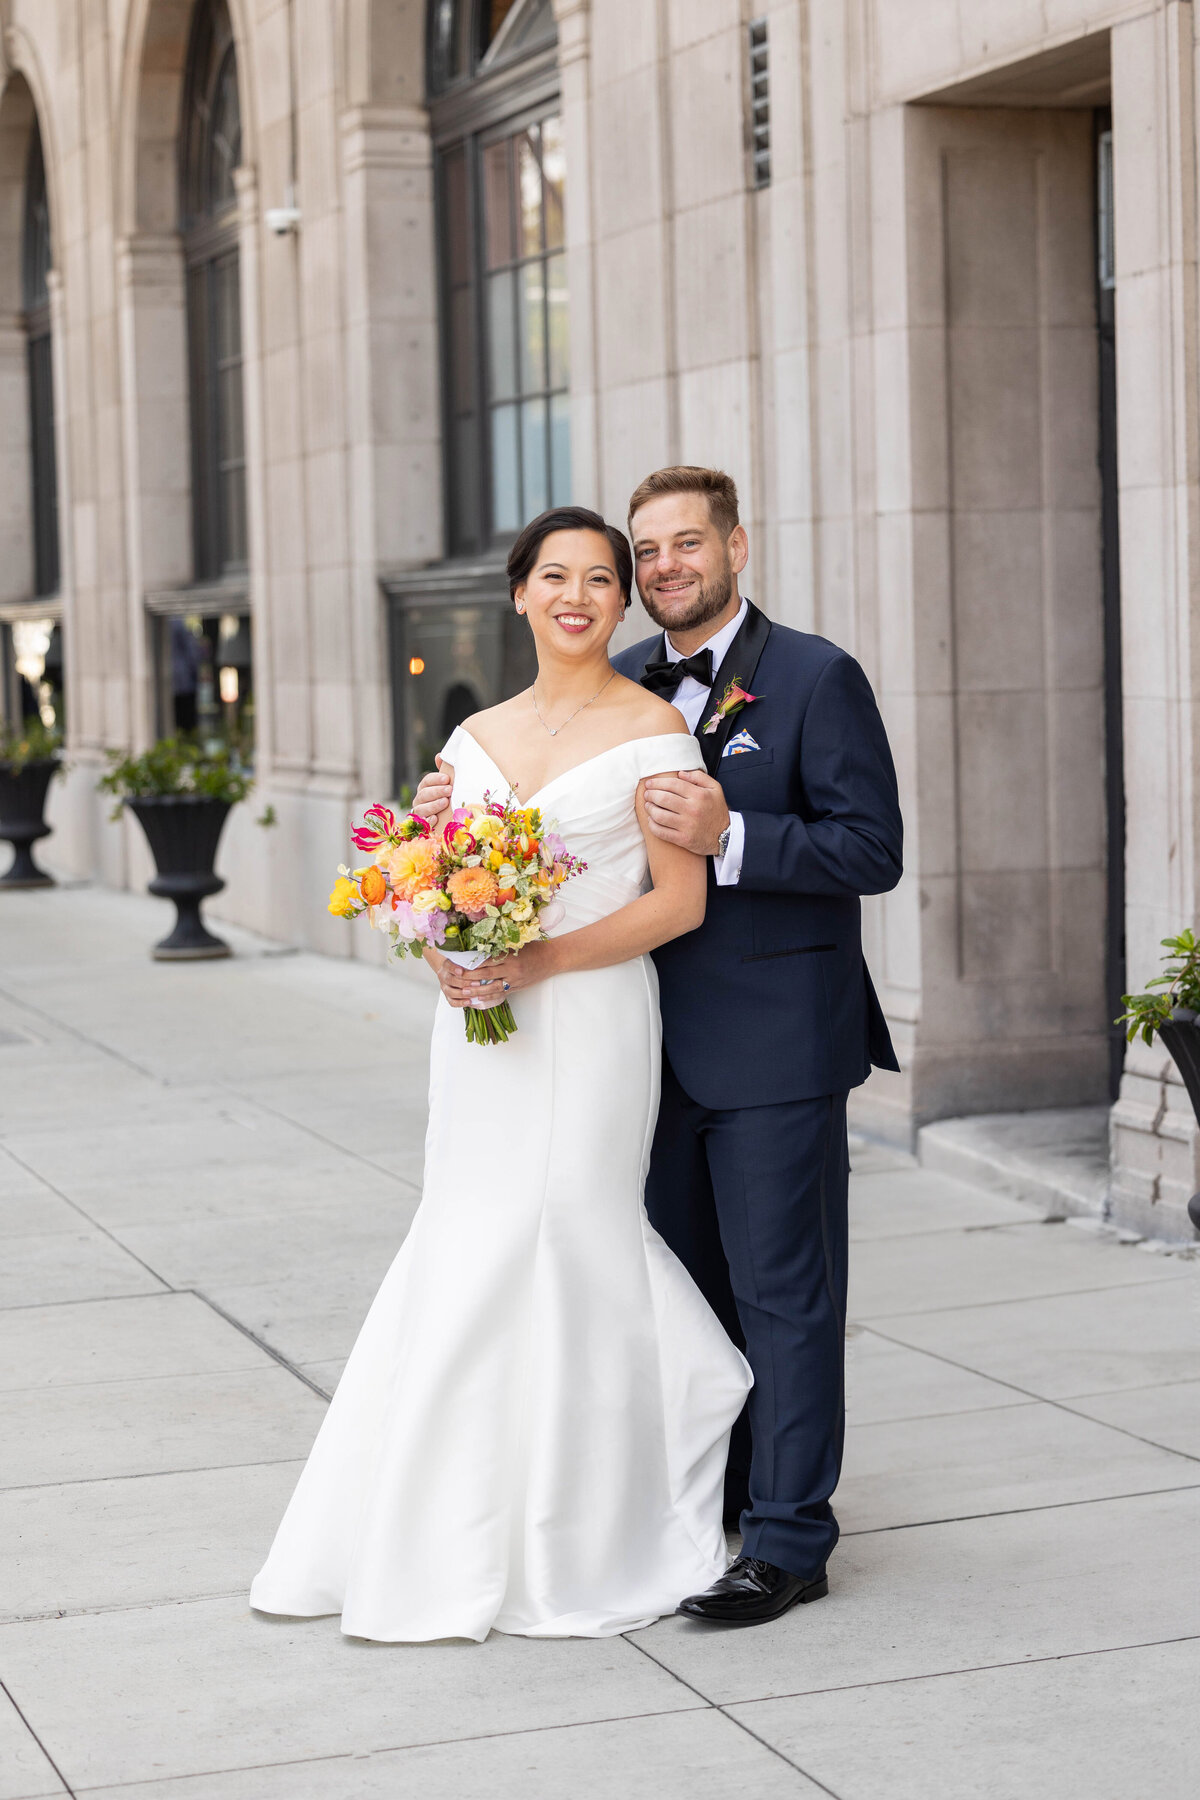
[713,810,745,886]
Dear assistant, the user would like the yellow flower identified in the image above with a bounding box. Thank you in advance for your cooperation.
[474,815,506,842]
[327,876,359,918]
[412,887,448,913]
[509,899,533,923]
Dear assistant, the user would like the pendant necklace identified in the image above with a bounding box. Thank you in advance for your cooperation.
[532,671,616,737]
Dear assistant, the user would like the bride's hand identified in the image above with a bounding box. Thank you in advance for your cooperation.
[413,756,454,828]
[448,942,560,1006]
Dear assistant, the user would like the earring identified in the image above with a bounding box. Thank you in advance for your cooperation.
[516,603,525,614]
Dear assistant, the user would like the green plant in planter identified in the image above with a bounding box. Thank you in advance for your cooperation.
[1117,930,1200,1045]
[97,736,253,821]
[0,717,64,773]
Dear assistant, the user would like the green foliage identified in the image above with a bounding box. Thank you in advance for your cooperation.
[1117,930,1200,1045]
[97,736,253,820]
[0,717,63,773]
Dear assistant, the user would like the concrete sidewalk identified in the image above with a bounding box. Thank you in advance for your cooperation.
[1,885,1197,1800]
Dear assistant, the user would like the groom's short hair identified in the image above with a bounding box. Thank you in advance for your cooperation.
[627,466,740,540]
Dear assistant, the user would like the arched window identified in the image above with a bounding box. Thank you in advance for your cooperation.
[428,0,567,554]
[180,0,246,581]
[23,118,58,599]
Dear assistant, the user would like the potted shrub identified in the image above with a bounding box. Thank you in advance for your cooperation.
[99,737,252,960]
[0,718,63,889]
[1119,929,1200,1233]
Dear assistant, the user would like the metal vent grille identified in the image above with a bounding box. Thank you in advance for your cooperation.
[748,19,770,189]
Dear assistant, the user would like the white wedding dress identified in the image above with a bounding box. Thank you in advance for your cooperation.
[249,727,751,1641]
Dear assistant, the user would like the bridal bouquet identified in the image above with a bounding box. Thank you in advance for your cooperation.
[327,796,586,1044]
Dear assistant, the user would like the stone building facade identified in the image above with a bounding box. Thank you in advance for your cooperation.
[2,0,1197,1237]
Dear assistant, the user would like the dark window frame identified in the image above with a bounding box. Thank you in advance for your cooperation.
[22,118,59,600]
[428,0,566,558]
[180,0,248,583]
[428,0,557,101]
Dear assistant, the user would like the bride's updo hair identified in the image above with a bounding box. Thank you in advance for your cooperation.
[506,506,633,605]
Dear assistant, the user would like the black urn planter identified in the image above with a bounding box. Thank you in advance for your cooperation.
[128,795,232,961]
[1157,1013,1200,1233]
[0,758,59,889]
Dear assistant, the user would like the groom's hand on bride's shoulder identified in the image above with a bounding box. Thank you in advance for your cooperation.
[413,756,454,825]
[643,768,730,856]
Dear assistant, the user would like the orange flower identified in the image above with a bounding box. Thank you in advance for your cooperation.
[385,838,439,901]
[447,866,499,916]
[496,887,516,906]
[360,865,386,907]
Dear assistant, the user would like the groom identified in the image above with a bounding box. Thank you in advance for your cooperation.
[609,465,902,1625]
[415,466,902,1625]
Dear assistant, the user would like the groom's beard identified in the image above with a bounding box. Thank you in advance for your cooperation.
[640,562,735,635]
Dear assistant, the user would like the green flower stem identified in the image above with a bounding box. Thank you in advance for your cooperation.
[463,999,518,1046]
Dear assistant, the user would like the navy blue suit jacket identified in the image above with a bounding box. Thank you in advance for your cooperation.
[612,602,903,1110]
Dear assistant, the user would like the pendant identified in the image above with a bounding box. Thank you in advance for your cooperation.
[548,727,557,736]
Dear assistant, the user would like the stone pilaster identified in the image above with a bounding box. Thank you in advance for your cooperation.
[1108,3,1200,1239]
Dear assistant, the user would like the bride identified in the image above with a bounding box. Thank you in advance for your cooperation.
[250,505,751,1642]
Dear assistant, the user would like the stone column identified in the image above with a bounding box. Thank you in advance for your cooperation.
[115,232,190,750]
[553,0,599,511]
[339,102,440,804]
[0,313,33,608]
[235,161,274,784]
[1108,4,1200,1238]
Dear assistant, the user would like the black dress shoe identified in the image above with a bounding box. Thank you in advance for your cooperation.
[677,1556,828,1625]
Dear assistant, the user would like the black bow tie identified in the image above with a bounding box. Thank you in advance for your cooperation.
[640,646,714,699]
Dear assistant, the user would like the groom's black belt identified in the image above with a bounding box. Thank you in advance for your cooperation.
[640,648,714,699]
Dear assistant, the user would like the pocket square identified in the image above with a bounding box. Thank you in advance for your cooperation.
[723,730,761,757]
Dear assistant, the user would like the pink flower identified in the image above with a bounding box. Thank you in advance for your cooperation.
[390,900,448,948]
[702,677,760,736]
[351,803,399,853]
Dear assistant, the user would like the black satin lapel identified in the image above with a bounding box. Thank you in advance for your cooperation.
[698,600,773,774]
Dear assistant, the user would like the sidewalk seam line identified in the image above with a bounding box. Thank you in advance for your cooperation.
[862,1323,1200,1465]
[841,1480,1200,1536]
[1,1454,307,1498]
[0,1145,174,1295]
[857,1269,1196,1320]
[187,1290,332,1399]
[623,1635,842,1797]
[212,1080,423,1192]
[724,1630,1200,1707]
[40,1705,711,1793]
[0,1676,77,1797]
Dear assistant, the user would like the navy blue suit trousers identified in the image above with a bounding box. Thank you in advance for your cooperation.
[646,1059,849,1578]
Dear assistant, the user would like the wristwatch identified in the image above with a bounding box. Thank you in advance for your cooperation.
[716,822,732,859]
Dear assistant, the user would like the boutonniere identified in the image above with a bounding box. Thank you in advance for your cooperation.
[703,676,760,736]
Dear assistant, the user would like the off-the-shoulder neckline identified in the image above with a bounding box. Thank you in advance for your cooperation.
[449,727,699,809]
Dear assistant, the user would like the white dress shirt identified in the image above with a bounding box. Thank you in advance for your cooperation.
[661,598,747,886]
